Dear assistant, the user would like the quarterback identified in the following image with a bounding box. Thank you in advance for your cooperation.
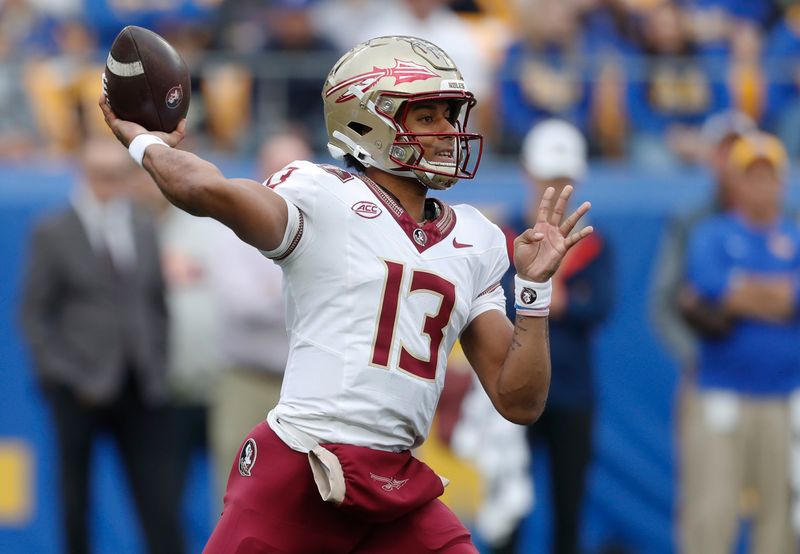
[100,36,592,553]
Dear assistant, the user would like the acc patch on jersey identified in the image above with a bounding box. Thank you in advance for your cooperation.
[238,438,258,477]
[352,200,382,219]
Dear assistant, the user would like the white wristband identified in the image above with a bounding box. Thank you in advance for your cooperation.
[128,134,168,167]
[514,275,552,317]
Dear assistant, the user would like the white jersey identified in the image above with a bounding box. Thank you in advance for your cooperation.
[262,161,508,451]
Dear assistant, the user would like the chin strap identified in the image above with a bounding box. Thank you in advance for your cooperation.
[328,132,377,166]
[329,131,413,179]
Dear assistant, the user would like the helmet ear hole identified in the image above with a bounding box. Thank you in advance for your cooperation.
[347,122,373,136]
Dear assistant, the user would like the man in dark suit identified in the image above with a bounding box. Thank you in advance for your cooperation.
[19,137,183,554]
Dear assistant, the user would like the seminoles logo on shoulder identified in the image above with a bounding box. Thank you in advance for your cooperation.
[238,438,257,477]
[352,200,382,219]
[326,59,439,103]
[165,85,183,109]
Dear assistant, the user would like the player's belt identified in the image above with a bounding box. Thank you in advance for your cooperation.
[268,411,346,504]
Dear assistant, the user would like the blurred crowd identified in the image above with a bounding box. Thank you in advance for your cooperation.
[5,0,800,165]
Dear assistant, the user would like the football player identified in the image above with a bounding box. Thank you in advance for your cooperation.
[100,35,593,554]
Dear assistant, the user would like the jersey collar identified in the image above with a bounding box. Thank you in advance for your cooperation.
[359,175,456,253]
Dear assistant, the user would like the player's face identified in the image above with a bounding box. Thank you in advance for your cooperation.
[404,100,458,165]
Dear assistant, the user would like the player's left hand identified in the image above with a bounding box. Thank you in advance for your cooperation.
[513,185,592,282]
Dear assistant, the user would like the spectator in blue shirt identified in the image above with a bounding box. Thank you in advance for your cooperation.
[651,110,756,376]
[680,131,799,554]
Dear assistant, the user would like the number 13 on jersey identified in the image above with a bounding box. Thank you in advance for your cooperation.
[370,259,457,381]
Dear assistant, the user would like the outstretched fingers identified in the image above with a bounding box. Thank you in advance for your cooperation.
[537,187,555,223]
[549,185,573,226]
[560,201,591,236]
[565,225,594,250]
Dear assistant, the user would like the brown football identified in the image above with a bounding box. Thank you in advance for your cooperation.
[102,26,190,133]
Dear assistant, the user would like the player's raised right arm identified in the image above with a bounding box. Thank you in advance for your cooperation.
[143,147,288,251]
[99,95,288,251]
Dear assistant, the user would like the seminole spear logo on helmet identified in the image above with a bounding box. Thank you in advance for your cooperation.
[326,59,439,103]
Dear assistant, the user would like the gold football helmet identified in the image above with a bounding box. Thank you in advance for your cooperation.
[322,35,483,190]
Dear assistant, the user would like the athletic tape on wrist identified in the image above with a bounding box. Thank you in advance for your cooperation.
[514,275,552,317]
[128,134,169,167]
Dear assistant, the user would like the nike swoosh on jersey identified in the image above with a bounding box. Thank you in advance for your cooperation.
[452,238,472,249]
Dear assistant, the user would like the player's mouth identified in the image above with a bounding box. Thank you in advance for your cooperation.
[430,148,455,164]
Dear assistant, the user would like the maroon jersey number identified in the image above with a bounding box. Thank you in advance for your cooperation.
[370,260,456,380]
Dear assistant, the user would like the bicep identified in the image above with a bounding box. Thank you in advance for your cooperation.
[460,308,513,401]
[144,146,289,252]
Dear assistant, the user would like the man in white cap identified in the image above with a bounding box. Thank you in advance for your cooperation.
[501,119,614,554]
